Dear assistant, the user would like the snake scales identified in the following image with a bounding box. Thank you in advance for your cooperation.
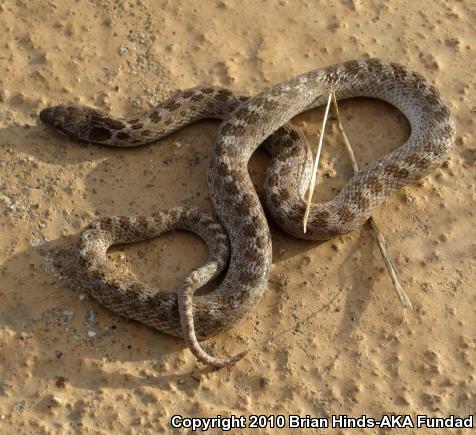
[40,58,454,367]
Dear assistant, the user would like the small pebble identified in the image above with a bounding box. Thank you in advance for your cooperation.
[55,377,67,388]
[118,46,128,56]
[15,401,25,413]
[63,310,74,321]
[48,396,62,408]
[87,309,96,323]
[87,331,96,337]
[260,376,270,387]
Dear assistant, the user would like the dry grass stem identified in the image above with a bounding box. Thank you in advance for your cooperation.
[303,92,333,233]
[331,91,412,309]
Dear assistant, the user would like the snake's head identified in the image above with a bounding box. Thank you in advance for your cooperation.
[40,105,90,138]
[39,105,121,143]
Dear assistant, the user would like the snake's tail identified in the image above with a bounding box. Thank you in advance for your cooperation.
[177,282,247,368]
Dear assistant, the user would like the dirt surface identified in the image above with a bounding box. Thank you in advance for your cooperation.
[0,0,475,433]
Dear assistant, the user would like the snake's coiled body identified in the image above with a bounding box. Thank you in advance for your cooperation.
[40,59,454,366]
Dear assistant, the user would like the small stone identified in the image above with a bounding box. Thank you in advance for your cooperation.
[438,234,448,242]
[48,396,62,408]
[87,331,96,337]
[55,377,67,388]
[15,401,25,413]
[87,310,96,323]
[118,46,128,56]
[78,293,87,301]
[260,377,270,387]
[63,310,74,322]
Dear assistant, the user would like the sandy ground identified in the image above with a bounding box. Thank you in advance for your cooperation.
[0,0,475,433]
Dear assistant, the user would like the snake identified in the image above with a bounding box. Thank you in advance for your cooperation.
[39,58,454,367]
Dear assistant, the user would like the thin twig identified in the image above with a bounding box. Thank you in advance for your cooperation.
[303,92,333,233]
[331,91,412,309]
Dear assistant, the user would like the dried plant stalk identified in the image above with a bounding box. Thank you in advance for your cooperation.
[331,91,412,309]
[303,92,333,233]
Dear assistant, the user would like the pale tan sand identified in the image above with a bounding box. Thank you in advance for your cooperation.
[0,0,475,433]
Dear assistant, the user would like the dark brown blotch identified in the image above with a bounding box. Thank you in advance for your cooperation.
[343,59,361,76]
[367,175,383,195]
[234,108,259,125]
[190,212,200,223]
[243,224,257,238]
[270,193,281,208]
[98,217,114,232]
[337,205,355,224]
[131,123,144,130]
[102,118,125,130]
[137,216,149,228]
[116,132,130,140]
[268,174,279,188]
[242,193,257,209]
[129,282,143,294]
[215,160,228,177]
[201,88,215,95]
[150,111,162,123]
[385,163,410,180]
[403,154,430,169]
[441,122,454,138]
[424,88,440,107]
[118,216,131,228]
[271,189,290,207]
[164,100,180,111]
[216,89,234,102]
[288,128,300,141]
[245,248,262,263]
[433,104,450,121]
[354,191,370,210]
[181,90,195,99]
[290,203,307,220]
[229,168,246,184]
[225,179,239,195]
[190,93,205,102]
[239,270,261,286]
[89,127,112,141]
[220,122,246,136]
[263,99,280,111]
[278,165,292,178]
[391,63,409,81]
[255,235,267,250]
[366,58,383,72]
[314,209,330,226]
